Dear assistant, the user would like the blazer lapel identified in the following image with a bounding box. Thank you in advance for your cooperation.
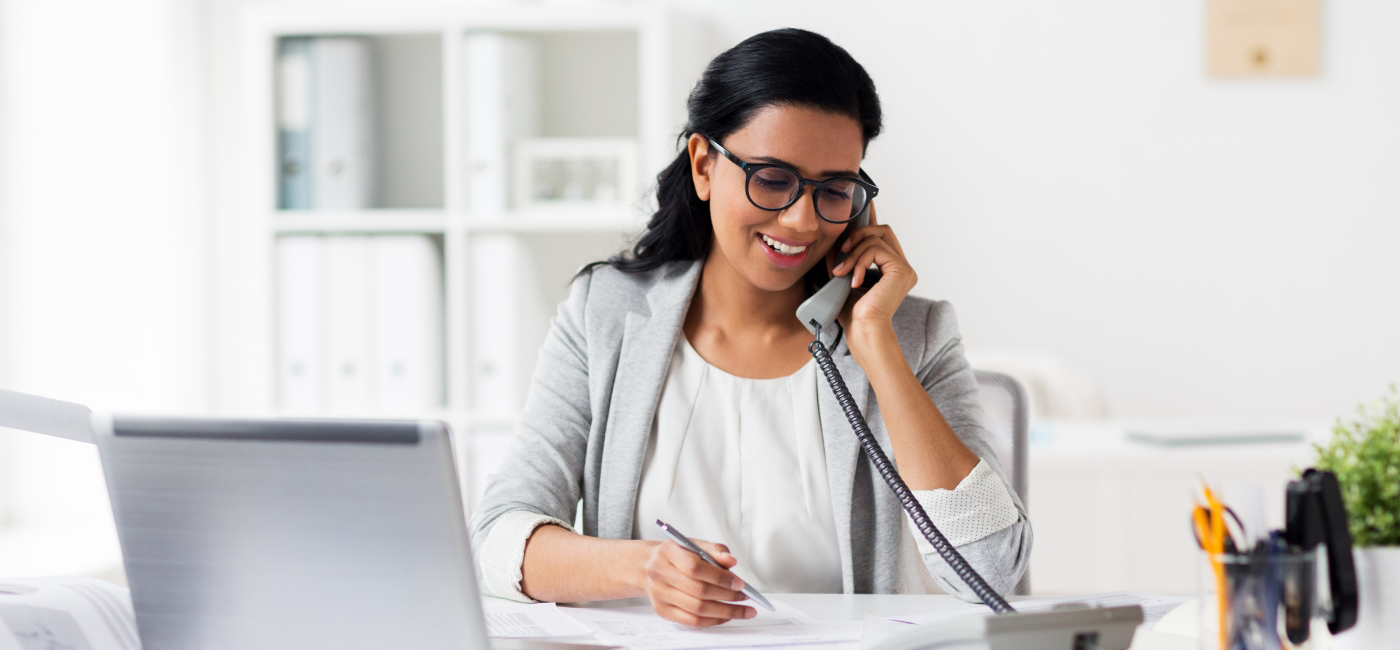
[815,332,871,593]
[596,262,701,540]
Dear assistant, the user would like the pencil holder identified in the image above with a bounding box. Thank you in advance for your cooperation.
[1198,549,1324,649]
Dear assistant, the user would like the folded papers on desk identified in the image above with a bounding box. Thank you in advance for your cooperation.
[0,577,139,650]
[486,602,594,638]
[548,600,860,650]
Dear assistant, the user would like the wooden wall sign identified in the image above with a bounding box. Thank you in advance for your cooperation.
[1207,0,1321,77]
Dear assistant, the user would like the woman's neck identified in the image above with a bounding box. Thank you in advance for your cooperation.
[691,249,808,336]
[680,249,817,379]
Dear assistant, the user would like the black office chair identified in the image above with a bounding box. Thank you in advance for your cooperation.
[973,369,1031,595]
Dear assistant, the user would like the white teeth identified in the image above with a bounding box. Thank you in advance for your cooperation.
[761,234,807,255]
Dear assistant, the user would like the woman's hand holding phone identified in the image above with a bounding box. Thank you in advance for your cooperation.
[825,202,918,357]
[641,538,757,627]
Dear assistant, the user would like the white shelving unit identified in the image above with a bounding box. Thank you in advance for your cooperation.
[215,3,709,508]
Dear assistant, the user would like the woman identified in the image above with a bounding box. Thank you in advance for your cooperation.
[469,28,1031,627]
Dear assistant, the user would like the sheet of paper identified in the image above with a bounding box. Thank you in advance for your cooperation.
[560,599,861,649]
[859,614,915,649]
[484,602,594,638]
[890,591,1188,628]
[0,576,139,650]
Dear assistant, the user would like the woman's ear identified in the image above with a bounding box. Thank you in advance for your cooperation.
[687,134,713,201]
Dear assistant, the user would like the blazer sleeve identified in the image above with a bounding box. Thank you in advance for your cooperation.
[911,300,1033,599]
[468,269,596,581]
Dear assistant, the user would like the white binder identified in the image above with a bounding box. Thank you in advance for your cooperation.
[278,235,445,414]
[368,236,444,412]
[469,235,548,417]
[276,236,324,412]
[463,33,538,217]
[323,236,373,411]
[311,38,377,209]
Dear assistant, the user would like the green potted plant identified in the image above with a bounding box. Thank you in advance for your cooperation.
[1317,385,1400,648]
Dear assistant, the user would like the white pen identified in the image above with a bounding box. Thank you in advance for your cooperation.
[654,519,775,612]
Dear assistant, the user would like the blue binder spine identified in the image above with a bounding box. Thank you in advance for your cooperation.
[277,37,313,209]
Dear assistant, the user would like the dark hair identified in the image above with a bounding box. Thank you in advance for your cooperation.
[585,28,882,292]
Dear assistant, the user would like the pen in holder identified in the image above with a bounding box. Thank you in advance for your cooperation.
[1198,547,1326,650]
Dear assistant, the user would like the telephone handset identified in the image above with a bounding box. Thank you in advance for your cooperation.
[796,169,875,337]
[799,183,1144,649]
[795,205,868,337]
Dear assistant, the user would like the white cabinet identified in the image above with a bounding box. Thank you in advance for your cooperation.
[1027,420,1324,595]
[216,4,708,509]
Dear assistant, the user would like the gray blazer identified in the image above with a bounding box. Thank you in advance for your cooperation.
[469,260,1031,600]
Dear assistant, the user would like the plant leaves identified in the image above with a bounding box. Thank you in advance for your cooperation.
[1314,384,1400,546]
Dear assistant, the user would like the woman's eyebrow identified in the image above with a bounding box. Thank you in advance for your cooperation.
[751,155,858,178]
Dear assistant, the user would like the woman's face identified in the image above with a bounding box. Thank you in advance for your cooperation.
[691,104,865,293]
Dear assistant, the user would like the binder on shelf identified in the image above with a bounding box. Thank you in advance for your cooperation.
[276,236,324,411]
[277,39,313,209]
[276,234,446,414]
[463,32,539,217]
[323,236,373,411]
[469,235,548,417]
[276,36,376,210]
[368,236,444,412]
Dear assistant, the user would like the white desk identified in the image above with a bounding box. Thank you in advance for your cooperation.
[523,594,1196,650]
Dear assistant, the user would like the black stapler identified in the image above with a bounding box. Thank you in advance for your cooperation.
[1284,469,1359,642]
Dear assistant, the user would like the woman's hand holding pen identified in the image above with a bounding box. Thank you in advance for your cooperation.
[642,538,757,628]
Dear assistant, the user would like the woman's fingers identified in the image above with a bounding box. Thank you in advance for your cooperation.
[660,542,744,592]
[837,236,899,286]
[653,585,756,625]
[643,540,755,628]
[839,224,904,260]
[656,606,726,628]
[655,602,741,628]
[659,563,746,603]
[693,540,738,569]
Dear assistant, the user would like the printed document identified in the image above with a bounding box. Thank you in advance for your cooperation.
[485,601,594,638]
[0,577,138,650]
[560,599,861,649]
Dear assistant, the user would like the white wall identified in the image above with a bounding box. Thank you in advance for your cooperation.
[0,0,210,550]
[0,0,209,412]
[191,0,1400,421]
[6,0,1398,421]
[670,0,1400,420]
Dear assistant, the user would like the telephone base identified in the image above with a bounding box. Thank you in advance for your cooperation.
[872,604,1145,650]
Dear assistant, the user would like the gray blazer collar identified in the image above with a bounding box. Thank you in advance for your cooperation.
[597,261,702,540]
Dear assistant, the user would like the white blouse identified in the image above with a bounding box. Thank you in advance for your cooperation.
[478,337,1021,601]
[630,336,843,593]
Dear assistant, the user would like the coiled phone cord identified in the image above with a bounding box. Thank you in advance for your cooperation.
[808,327,1016,615]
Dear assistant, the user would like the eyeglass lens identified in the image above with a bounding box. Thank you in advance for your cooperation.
[748,167,869,222]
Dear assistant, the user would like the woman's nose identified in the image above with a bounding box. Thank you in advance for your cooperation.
[778,188,820,233]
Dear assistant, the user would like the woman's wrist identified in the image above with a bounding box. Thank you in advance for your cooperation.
[845,318,900,369]
[522,526,663,601]
[627,539,663,595]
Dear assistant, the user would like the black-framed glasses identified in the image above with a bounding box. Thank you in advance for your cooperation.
[706,136,878,224]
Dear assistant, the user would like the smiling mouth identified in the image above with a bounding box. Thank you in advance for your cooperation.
[760,234,809,256]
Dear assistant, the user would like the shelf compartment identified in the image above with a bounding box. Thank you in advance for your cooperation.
[275,32,444,210]
[468,210,644,233]
[273,210,450,234]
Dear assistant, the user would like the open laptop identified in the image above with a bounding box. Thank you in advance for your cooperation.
[1,389,491,650]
